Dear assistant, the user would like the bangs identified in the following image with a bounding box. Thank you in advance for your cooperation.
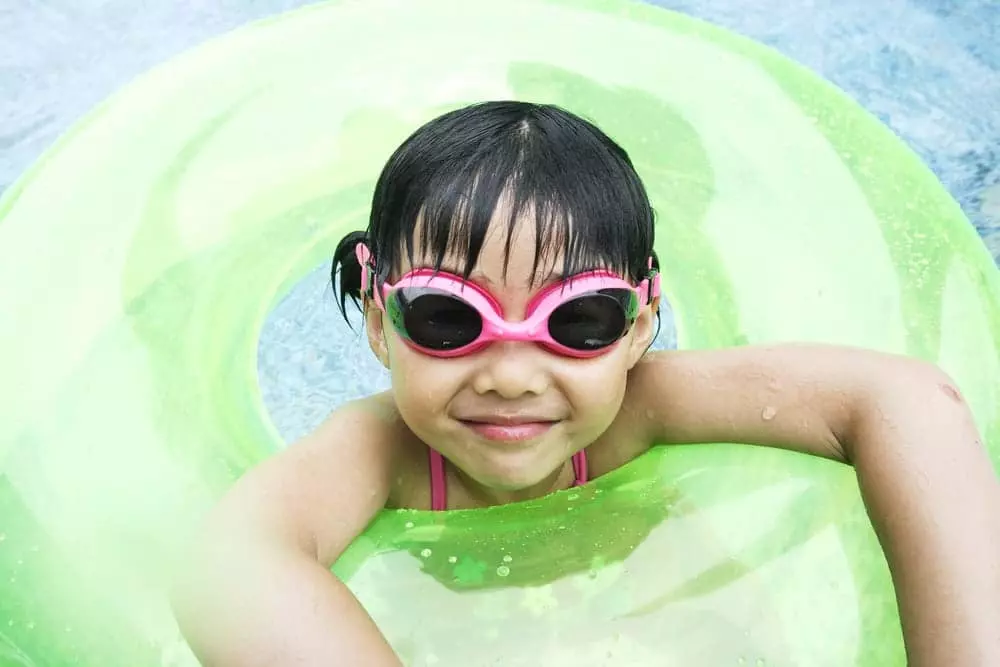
[367,102,654,286]
[409,169,610,285]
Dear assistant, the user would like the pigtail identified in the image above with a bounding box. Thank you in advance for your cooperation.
[331,230,370,325]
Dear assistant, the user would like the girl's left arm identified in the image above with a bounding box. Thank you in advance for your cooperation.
[632,343,1000,667]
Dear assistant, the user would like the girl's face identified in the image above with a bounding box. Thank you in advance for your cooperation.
[364,211,658,495]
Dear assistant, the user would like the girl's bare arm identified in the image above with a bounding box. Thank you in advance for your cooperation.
[633,344,1000,667]
[170,399,403,667]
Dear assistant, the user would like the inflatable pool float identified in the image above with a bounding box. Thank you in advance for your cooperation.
[1,0,998,665]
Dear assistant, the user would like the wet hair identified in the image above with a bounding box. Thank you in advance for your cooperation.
[331,101,657,321]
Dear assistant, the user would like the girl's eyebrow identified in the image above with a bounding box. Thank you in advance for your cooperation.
[477,271,569,286]
[429,265,568,287]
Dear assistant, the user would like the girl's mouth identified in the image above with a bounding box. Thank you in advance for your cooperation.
[458,419,557,442]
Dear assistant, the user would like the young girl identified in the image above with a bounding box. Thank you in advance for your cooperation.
[172,101,1000,666]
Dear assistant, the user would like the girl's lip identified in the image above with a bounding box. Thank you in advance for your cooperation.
[459,420,556,442]
[457,413,558,425]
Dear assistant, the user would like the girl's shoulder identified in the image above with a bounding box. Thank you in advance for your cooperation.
[202,392,409,568]
[584,353,676,477]
[589,348,711,476]
[309,392,431,510]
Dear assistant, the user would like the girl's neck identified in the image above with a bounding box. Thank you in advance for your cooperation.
[451,459,577,509]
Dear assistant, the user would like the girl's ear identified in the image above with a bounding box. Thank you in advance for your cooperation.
[627,301,659,368]
[364,298,391,369]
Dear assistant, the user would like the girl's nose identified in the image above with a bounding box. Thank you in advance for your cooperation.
[470,341,551,399]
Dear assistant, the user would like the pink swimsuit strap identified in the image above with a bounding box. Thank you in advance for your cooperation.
[428,448,588,512]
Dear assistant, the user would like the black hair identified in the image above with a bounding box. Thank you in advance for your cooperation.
[331,100,657,321]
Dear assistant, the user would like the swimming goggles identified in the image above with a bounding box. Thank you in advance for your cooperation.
[356,243,660,358]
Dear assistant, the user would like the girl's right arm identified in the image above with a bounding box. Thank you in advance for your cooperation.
[169,398,403,667]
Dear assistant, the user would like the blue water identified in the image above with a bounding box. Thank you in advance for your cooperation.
[1,0,998,441]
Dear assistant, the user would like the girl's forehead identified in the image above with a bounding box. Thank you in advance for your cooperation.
[406,216,569,290]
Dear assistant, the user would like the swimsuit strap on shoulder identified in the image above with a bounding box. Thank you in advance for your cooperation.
[572,449,589,486]
[429,448,448,511]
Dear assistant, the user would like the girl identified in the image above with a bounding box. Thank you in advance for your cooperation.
[172,101,1000,666]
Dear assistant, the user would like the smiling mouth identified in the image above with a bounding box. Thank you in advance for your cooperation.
[458,418,558,442]
[460,415,558,426]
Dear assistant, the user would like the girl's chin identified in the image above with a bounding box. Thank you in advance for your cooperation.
[464,451,568,494]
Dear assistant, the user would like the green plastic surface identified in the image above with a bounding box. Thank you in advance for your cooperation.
[1,0,998,665]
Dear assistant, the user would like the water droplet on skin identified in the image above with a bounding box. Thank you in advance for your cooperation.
[447,556,457,564]
[644,409,656,420]
[761,406,777,421]
[420,548,432,558]
[502,555,513,563]
[496,565,510,577]
[404,521,414,529]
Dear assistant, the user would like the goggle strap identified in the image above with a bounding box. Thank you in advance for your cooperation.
[645,256,661,304]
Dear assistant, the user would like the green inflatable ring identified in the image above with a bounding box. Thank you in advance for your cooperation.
[1,0,998,665]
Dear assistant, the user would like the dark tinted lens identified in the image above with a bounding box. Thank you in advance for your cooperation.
[391,287,482,351]
[548,289,634,350]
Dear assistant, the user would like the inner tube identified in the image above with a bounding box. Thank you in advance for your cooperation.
[1,0,997,665]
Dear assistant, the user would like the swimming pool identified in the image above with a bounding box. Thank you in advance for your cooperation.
[2,0,997,443]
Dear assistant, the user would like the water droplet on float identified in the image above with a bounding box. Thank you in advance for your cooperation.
[567,493,579,501]
[761,406,777,421]
[756,660,765,667]
[502,555,513,563]
[420,548,432,558]
[496,565,510,577]
[0,532,6,542]
[404,521,414,529]
[447,556,457,564]
[26,621,35,630]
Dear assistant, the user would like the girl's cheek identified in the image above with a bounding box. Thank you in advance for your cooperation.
[560,359,629,408]
[394,356,464,408]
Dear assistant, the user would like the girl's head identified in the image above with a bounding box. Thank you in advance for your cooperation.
[332,101,660,494]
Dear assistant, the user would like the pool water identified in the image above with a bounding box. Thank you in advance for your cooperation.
[1,0,997,442]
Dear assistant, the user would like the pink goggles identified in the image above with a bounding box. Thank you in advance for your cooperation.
[356,244,660,358]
